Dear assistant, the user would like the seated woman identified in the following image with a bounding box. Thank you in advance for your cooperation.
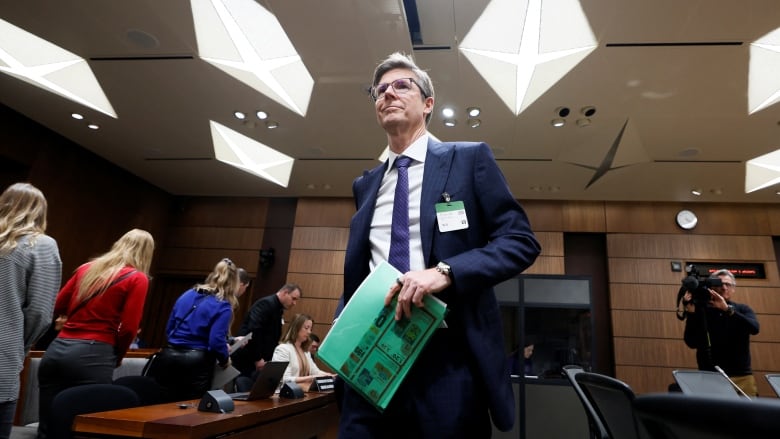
[272,314,334,389]
[147,258,239,402]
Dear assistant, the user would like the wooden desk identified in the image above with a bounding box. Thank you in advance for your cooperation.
[73,392,338,439]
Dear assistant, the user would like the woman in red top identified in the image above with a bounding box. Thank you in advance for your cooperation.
[37,228,154,439]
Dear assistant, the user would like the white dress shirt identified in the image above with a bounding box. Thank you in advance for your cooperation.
[369,134,428,273]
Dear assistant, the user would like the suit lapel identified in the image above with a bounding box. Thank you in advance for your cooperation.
[420,139,454,265]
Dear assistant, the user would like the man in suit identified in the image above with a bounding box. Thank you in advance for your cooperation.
[231,283,301,379]
[338,52,540,438]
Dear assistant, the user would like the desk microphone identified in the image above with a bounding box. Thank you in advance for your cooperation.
[714,365,752,400]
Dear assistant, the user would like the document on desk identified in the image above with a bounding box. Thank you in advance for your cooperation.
[211,364,240,390]
[318,261,448,411]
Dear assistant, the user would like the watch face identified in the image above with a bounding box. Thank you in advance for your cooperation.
[676,209,698,230]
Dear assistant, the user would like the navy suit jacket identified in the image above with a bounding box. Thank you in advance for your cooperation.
[342,139,541,431]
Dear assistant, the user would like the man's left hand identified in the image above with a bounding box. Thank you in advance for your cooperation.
[707,288,728,312]
[385,267,451,320]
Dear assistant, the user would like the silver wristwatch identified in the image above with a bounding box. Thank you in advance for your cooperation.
[435,261,452,278]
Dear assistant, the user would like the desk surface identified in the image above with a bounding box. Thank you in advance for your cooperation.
[74,392,337,439]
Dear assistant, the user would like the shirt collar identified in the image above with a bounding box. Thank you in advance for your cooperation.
[387,133,428,172]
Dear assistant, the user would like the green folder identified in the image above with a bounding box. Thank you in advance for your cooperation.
[318,261,448,411]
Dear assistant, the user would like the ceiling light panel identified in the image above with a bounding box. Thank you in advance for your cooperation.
[748,27,780,114]
[191,0,314,116]
[459,0,597,115]
[0,18,117,118]
[210,120,293,187]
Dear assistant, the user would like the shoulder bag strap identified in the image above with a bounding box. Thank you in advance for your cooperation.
[167,292,209,339]
[69,270,139,317]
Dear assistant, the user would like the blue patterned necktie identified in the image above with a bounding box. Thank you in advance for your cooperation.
[388,156,412,273]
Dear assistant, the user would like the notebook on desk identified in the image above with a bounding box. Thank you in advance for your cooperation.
[229,361,288,401]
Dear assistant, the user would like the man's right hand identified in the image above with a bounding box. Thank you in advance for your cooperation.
[254,358,266,370]
[683,292,696,313]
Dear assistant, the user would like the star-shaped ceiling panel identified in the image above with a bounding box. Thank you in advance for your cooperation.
[459,0,597,115]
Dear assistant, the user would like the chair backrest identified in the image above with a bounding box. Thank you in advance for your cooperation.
[113,375,164,406]
[574,371,641,439]
[672,369,741,399]
[562,365,609,439]
[765,374,780,397]
[49,384,141,439]
[633,393,780,439]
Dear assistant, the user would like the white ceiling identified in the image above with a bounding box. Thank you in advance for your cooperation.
[1,0,780,202]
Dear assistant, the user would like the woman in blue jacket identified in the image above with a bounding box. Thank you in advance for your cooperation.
[149,258,240,401]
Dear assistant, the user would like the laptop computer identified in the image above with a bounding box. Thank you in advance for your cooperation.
[229,361,289,401]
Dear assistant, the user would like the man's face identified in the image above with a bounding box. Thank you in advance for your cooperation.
[310,340,320,354]
[714,274,735,301]
[237,282,249,298]
[374,68,433,133]
[281,288,301,309]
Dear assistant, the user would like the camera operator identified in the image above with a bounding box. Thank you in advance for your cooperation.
[682,269,760,396]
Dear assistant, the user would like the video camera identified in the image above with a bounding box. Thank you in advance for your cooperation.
[676,265,723,310]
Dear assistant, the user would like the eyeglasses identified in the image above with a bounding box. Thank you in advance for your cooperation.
[721,282,735,288]
[370,77,425,101]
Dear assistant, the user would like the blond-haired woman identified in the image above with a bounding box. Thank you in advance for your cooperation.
[0,183,61,439]
[149,258,240,402]
[272,314,334,388]
[37,228,154,439]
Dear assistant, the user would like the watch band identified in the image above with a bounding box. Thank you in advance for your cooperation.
[435,261,452,278]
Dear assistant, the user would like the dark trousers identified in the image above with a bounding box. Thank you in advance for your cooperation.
[37,338,116,439]
[0,400,16,439]
[148,346,214,402]
[338,330,492,439]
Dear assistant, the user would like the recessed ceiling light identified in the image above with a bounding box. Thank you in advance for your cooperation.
[443,119,457,127]
[576,118,591,127]
[256,111,268,120]
[691,189,702,196]
[87,123,99,130]
[555,107,570,117]
[551,118,565,127]
[71,113,84,120]
[467,107,481,117]
[234,111,246,120]
[467,118,481,128]
[265,120,279,129]
[441,107,455,118]
[581,106,596,117]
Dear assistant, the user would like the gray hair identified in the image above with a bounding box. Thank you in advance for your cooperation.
[372,52,435,124]
[710,269,736,286]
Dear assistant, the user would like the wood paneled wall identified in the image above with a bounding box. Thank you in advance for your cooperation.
[0,104,171,279]
[278,198,780,397]
[285,198,353,338]
[143,197,271,343]
[606,203,780,396]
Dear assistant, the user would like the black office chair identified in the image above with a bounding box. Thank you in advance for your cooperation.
[765,373,780,397]
[633,393,780,439]
[113,375,165,405]
[574,371,643,439]
[562,365,609,439]
[671,369,742,399]
[48,383,141,439]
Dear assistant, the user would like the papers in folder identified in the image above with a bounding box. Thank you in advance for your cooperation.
[318,261,448,411]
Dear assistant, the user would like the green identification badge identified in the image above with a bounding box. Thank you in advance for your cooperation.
[435,201,468,232]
